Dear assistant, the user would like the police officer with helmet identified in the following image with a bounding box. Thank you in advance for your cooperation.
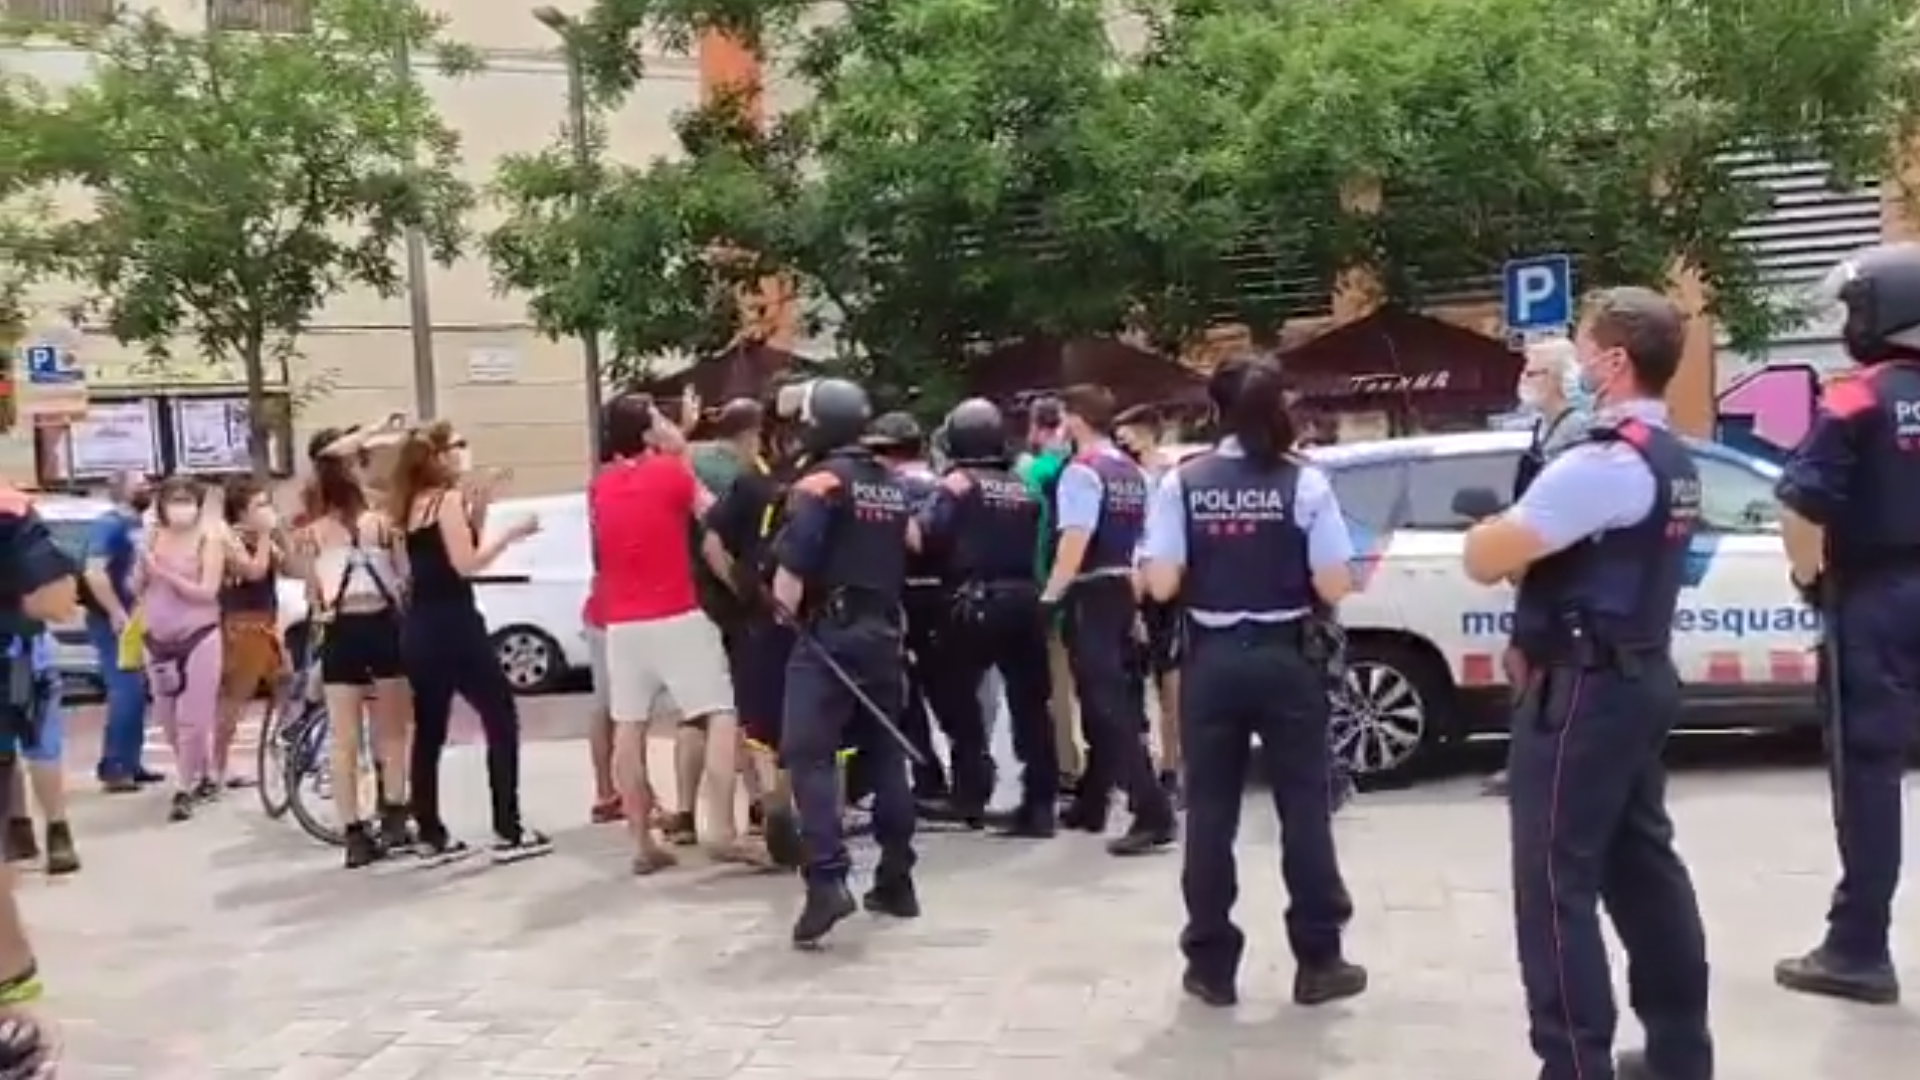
[1461,286,1712,1080]
[0,480,81,1077]
[918,397,1057,836]
[1773,242,1920,1006]
[770,378,923,948]
[1138,355,1365,1010]
[863,412,965,815]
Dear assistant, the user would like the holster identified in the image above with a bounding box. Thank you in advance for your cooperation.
[948,580,1037,630]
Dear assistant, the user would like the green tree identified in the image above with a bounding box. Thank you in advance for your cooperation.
[10,0,480,477]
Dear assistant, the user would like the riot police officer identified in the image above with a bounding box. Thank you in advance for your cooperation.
[1773,242,1920,1006]
[1462,286,1712,1080]
[1043,384,1175,856]
[1138,356,1365,1009]
[771,379,922,948]
[863,413,958,814]
[0,481,81,1077]
[918,398,1056,835]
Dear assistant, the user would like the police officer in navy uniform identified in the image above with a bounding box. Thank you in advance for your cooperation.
[771,379,923,948]
[1043,384,1175,855]
[1773,242,1920,1006]
[864,413,960,815]
[1138,356,1366,1009]
[918,398,1057,836]
[1462,287,1712,1080]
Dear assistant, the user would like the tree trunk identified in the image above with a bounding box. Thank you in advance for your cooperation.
[242,334,272,482]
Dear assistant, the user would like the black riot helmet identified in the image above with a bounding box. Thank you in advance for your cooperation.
[1821,242,1920,362]
[795,377,872,454]
[861,410,924,457]
[942,397,1009,464]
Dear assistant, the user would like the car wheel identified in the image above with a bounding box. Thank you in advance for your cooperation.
[1330,637,1451,787]
[492,626,564,695]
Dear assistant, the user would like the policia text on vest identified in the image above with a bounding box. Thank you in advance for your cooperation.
[1461,604,1822,639]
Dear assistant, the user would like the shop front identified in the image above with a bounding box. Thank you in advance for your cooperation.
[1278,307,1523,441]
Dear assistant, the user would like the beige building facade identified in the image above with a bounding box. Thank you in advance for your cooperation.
[2,0,703,495]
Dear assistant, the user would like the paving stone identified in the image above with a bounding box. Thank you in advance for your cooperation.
[23,736,1920,1078]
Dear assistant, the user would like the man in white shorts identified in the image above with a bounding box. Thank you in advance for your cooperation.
[589,393,770,873]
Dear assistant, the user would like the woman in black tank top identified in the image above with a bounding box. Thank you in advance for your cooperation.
[386,422,551,864]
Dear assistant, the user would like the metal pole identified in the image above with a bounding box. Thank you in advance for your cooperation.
[393,42,439,419]
[561,46,605,462]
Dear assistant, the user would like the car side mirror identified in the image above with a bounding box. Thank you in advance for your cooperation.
[1451,486,1506,522]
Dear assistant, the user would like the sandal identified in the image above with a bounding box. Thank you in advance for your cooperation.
[590,797,624,824]
[631,847,678,876]
[706,838,775,871]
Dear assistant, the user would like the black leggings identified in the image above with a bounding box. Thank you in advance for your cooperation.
[403,600,521,841]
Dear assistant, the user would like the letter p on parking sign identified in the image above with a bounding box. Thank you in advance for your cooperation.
[1503,254,1573,334]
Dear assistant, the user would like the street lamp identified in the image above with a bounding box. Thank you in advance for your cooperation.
[533,5,606,463]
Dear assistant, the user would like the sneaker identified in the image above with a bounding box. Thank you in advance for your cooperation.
[376,803,415,853]
[167,792,194,823]
[42,822,78,877]
[414,832,476,868]
[665,811,698,847]
[491,827,554,865]
[192,778,219,803]
[343,822,382,869]
[3,818,37,864]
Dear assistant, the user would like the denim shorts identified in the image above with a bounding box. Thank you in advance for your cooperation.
[17,682,63,765]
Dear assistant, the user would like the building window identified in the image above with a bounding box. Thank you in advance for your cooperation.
[0,0,114,25]
[1726,151,1882,287]
[207,0,312,34]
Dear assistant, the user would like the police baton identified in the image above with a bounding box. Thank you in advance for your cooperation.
[772,601,929,768]
[1816,574,1847,828]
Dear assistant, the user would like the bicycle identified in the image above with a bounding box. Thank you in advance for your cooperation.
[271,659,380,847]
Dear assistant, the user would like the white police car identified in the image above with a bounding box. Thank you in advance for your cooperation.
[1284,430,1811,784]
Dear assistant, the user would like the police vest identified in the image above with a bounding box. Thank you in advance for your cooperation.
[1177,452,1313,613]
[1821,361,1920,573]
[1076,451,1148,572]
[806,450,912,606]
[895,464,941,583]
[1511,420,1699,658]
[939,466,1042,583]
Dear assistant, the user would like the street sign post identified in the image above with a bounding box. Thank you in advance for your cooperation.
[1502,254,1573,336]
[21,334,88,423]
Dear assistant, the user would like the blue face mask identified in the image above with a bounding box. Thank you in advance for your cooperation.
[1562,364,1596,412]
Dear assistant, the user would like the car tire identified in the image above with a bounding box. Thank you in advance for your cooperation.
[492,626,565,695]
[1331,635,1453,788]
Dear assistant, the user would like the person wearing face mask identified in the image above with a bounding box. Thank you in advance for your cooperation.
[1462,287,1711,1080]
[1483,336,1596,798]
[213,480,283,791]
[1043,384,1175,856]
[134,476,228,822]
[82,470,161,793]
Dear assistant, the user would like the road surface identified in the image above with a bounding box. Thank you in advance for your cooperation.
[21,710,1920,1079]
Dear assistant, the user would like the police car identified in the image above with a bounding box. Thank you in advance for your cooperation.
[1193,430,1812,784]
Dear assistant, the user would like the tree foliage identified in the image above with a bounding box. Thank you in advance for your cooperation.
[5,0,480,476]
[494,0,1920,402]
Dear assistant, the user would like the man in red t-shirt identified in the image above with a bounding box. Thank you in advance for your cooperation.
[589,394,770,872]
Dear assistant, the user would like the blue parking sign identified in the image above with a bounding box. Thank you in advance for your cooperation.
[23,342,81,385]
[1502,255,1573,333]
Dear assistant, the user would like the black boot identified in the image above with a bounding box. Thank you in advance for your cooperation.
[1613,1050,1659,1080]
[42,822,78,876]
[1180,967,1238,1008]
[862,874,921,919]
[1060,796,1108,834]
[342,821,383,870]
[988,803,1056,839]
[1293,959,1369,1006]
[377,801,414,853]
[3,818,37,864]
[1107,815,1176,857]
[761,801,803,871]
[791,880,857,949]
[1774,946,1900,1005]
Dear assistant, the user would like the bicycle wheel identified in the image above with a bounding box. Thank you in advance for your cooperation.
[286,708,380,848]
[255,697,293,820]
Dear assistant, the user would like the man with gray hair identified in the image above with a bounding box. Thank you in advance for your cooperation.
[1483,334,1594,797]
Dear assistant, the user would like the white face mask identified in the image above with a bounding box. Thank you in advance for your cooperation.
[162,502,199,529]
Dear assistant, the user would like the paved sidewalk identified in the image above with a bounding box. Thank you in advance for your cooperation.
[21,743,1920,1079]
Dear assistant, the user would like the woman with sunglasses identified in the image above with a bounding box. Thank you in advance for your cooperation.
[389,423,549,864]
